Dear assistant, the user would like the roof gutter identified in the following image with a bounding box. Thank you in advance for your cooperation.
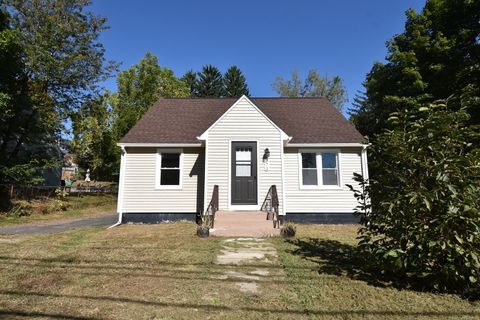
[285,142,368,148]
[117,143,203,147]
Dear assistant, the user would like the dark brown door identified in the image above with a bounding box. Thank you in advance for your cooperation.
[231,141,257,205]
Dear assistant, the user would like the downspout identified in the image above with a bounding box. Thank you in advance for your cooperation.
[279,137,290,216]
[361,144,369,180]
[108,146,127,229]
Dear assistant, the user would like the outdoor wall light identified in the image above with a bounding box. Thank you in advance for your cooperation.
[263,148,270,171]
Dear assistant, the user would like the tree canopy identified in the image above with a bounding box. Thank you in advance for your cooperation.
[0,1,114,184]
[183,65,250,98]
[350,0,480,137]
[272,70,348,112]
[348,0,480,296]
[111,52,189,141]
[70,93,117,180]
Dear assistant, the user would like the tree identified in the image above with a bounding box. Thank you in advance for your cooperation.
[349,100,480,296]
[0,7,59,184]
[6,0,117,117]
[223,66,249,97]
[1,0,115,184]
[197,65,224,97]
[350,0,480,137]
[272,70,348,111]
[112,52,189,141]
[181,70,198,97]
[70,93,117,180]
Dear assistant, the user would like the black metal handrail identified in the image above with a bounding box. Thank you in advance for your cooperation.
[205,185,219,228]
[261,185,280,228]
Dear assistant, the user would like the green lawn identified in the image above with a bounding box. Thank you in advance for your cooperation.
[0,223,478,319]
[0,194,116,227]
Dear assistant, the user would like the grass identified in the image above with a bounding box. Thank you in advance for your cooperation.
[0,223,478,319]
[0,194,116,227]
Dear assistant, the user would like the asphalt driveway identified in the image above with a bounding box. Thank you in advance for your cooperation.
[0,214,117,234]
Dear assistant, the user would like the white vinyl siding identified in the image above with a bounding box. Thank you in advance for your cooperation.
[284,147,362,213]
[121,147,203,213]
[204,97,285,214]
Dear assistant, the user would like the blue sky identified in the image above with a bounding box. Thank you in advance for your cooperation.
[90,0,424,113]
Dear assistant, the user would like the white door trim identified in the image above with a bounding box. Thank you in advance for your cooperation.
[228,139,260,211]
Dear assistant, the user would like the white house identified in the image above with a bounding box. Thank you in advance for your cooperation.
[115,96,368,225]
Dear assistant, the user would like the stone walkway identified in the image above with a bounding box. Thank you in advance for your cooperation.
[215,237,283,295]
[0,214,117,234]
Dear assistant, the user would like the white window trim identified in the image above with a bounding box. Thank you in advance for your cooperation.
[298,149,342,190]
[155,148,183,190]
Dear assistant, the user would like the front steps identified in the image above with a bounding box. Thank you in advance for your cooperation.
[210,211,280,237]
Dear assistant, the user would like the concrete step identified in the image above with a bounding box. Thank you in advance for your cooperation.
[211,211,279,237]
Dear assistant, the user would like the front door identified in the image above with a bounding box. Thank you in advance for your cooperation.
[231,141,257,205]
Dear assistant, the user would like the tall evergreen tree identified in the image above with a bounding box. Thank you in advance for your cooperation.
[223,66,250,97]
[181,70,198,97]
[197,65,224,97]
[350,0,480,137]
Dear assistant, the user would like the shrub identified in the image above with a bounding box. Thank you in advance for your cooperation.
[8,200,32,217]
[349,101,480,297]
[55,187,69,199]
[281,222,296,237]
[42,199,69,215]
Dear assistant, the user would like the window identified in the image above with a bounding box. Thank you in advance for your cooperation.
[301,153,318,185]
[235,147,252,177]
[321,153,339,185]
[156,150,182,188]
[300,151,340,187]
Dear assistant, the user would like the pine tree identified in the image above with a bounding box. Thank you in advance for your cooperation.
[223,66,250,97]
[197,65,224,97]
[181,70,198,97]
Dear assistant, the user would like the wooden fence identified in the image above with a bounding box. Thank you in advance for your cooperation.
[0,184,117,201]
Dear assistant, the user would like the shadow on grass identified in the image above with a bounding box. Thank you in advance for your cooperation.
[288,238,480,301]
[286,238,411,289]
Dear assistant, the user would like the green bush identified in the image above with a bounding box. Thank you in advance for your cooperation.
[349,101,480,297]
[42,199,69,215]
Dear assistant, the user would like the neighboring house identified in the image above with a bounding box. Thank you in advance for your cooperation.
[116,96,368,224]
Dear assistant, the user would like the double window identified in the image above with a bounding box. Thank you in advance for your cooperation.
[300,151,340,187]
[156,150,182,189]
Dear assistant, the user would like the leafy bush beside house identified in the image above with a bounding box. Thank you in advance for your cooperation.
[349,100,480,297]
